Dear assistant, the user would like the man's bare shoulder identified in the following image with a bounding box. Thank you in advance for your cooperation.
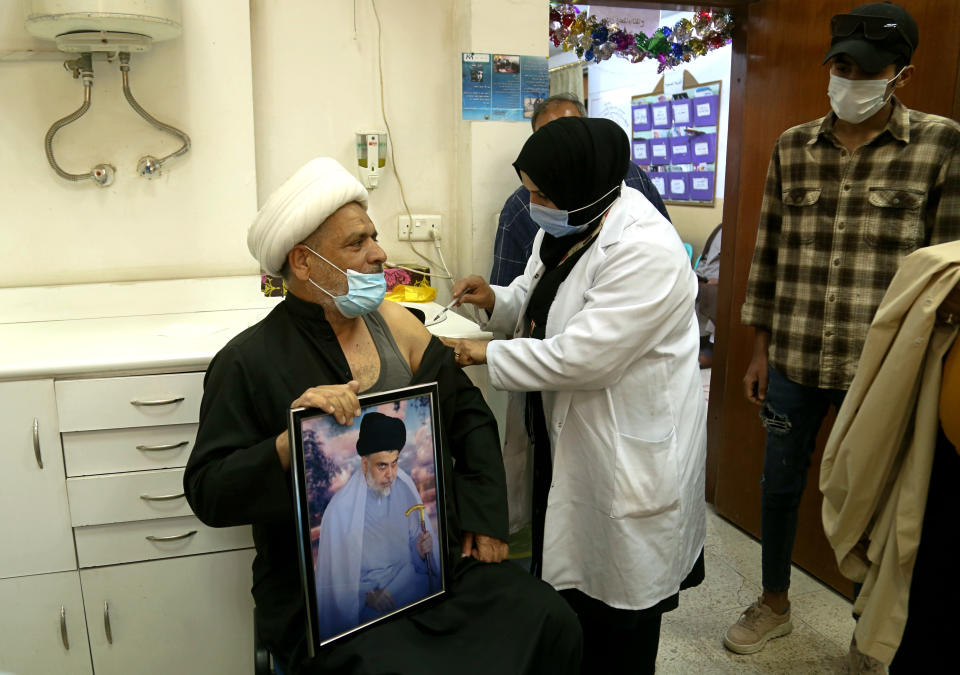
[377,301,432,367]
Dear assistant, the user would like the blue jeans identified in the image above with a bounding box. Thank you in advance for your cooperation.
[760,367,846,593]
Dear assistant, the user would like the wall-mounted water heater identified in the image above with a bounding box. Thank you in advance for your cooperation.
[24,0,183,52]
[23,0,190,186]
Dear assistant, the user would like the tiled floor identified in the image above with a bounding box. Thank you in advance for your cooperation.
[657,505,854,674]
[666,368,854,672]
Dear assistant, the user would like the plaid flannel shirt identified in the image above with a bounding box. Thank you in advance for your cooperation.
[742,99,960,389]
[489,162,671,286]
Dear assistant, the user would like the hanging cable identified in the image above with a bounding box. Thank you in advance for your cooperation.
[119,52,191,178]
[43,53,115,186]
[431,231,454,281]
[370,0,455,286]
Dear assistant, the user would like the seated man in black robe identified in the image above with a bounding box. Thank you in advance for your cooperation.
[183,157,581,675]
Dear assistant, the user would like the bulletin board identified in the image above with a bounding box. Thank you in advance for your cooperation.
[630,72,721,206]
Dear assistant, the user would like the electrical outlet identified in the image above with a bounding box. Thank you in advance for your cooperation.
[398,214,441,241]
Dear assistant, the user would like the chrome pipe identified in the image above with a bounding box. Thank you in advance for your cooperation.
[119,52,191,177]
[43,53,115,186]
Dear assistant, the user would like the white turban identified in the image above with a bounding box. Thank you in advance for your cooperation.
[247,157,368,275]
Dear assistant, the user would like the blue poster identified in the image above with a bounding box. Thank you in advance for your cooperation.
[462,53,549,122]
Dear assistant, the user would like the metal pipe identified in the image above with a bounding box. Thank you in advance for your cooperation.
[43,84,90,181]
[43,53,115,186]
[119,52,190,177]
[43,53,102,183]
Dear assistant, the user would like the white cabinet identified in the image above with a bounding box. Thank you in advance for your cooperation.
[0,571,93,675]
[55,372,206,432]
[0,380,76,579]
[0,372,255,675]
[81,550,255,675]
[62,423,198,477]
[74,515,253,568]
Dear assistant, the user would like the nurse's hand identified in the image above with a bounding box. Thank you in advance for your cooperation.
[451,275,495,313]
[440,338,489,367]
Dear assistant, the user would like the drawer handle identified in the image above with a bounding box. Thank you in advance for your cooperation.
[60,605,70,650]
[139,492,185,502]
[130,396,185,407]
[33,418,44,469]
[136,440,189,452]
[104,601,113,644]
[146,530,197,542]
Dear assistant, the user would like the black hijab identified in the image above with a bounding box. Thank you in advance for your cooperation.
[513,116,630,228]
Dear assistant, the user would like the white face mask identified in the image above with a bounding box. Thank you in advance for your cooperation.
[828,67,904,124]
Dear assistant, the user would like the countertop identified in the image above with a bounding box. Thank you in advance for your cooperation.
[0,276,490,381]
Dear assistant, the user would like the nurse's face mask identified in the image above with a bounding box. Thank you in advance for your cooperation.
[529,184,620,237]
[301,244,386,318]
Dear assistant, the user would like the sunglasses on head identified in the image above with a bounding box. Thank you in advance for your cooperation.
[830,14,914,50]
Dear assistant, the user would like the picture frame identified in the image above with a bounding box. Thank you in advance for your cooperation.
[289,383,447,655]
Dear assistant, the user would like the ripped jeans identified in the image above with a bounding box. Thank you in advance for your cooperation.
[759,367,846,593]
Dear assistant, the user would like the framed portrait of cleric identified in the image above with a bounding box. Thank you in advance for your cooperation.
[289,383,447,654]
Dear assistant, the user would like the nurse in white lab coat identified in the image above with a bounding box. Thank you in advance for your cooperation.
[445,117,707,674]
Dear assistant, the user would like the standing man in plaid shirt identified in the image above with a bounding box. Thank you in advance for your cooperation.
[725,1,960,662]
[489,94,670,286]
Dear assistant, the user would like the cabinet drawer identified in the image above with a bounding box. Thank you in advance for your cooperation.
[74,516,253,568]
[67,469,191,527]
[56,373,205,432]
[62,424,197,477]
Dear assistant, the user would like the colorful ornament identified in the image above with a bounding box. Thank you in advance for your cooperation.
[570,15,586,35]
[548,3,733,71]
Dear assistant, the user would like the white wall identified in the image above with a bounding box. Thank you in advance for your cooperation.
[0,1,258,288]
[456,0,546,294]
[0,0,545,293]
[250,0,459,302]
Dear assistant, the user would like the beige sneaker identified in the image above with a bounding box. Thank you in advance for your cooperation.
[849,635,887,674]
[723,598,793,654]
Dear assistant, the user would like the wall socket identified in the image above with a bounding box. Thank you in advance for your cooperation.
[398,214,441,241]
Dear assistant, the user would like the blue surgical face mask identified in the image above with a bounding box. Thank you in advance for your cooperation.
[528,184,620,237]
[302,245,386,318]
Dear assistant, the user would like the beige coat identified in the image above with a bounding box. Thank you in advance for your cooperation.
[821,240,960,664]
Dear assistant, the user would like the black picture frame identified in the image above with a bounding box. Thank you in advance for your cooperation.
[289,383,447,655]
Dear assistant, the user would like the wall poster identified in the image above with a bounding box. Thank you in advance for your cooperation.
[461,53,549,121]
[631,72,721,206]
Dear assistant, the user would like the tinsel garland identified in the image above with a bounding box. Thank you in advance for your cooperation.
[550,5,734,73]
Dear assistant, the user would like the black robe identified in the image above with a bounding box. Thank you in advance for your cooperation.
[184,294,580,674]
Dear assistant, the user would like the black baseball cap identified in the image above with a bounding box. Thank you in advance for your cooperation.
[823,2,918,73]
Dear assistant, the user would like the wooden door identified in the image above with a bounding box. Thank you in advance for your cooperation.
[709,0,960,595]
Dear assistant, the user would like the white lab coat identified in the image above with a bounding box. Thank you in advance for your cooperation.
[481,186,707,610]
